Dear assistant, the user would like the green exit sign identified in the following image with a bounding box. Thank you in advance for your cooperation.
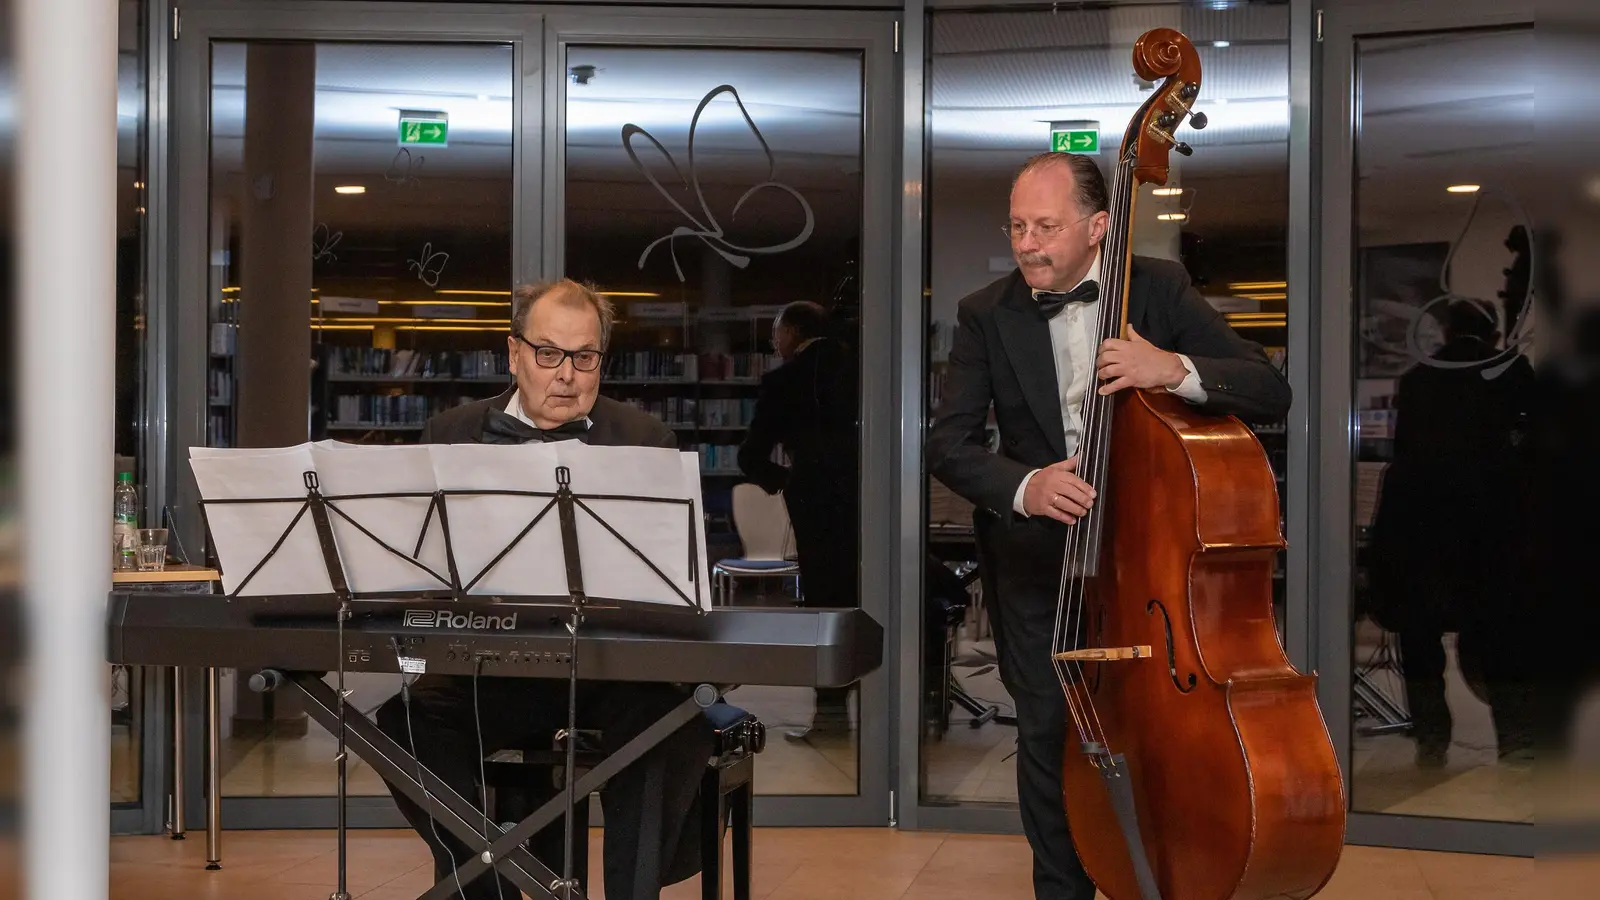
[399,110,448,147]
[1051,128,1099,154]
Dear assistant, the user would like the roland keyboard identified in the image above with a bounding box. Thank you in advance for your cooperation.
[105,590,883,687]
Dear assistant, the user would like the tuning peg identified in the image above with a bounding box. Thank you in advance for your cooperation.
[1189,112,1209,130]
[1173,141,1194,157]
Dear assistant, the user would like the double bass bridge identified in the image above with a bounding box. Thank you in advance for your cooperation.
[1053,646,1152,662]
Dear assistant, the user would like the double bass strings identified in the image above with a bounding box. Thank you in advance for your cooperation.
[1052,153,1138,758]
[1053,156,1126,747]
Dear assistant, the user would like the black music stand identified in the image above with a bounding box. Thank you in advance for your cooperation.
[197,460,712,900]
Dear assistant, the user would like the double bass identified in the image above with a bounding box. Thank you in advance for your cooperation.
[1052,28,1346,900]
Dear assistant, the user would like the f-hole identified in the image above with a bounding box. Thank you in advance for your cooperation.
[1087,605,1106,694]
[1146,598,1196,694]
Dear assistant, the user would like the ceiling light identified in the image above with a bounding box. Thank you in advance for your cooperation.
[334,185,366,195]
[1157,213,1187,222]
[1446,184,1480,193]
[1152,187,1183,196]
[1213,98,1230,105]
[1212,41,1231,48]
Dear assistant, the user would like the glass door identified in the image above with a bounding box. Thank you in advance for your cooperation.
[168,3,544,831]
[1318,0,1536,856]
[545,8,899,825]
[166,1,896,836]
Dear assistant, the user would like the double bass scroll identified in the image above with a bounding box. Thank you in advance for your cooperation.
[1050,26,1347,900]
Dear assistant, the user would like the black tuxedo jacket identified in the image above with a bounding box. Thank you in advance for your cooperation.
[928,256,1290,529]
[420,386,676,449]
[737,336,860,496]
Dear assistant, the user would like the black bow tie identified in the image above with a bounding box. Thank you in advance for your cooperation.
[479,408,590,444]
[1034,281,1100,319]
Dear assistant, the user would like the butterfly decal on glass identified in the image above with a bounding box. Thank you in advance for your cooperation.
[385,148,425,188]
[407,242,449,287]
[312,222,343,263]
[623,83,815,282]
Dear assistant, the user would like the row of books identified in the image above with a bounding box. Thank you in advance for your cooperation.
[324,348,510,380]
[687,443,745,474]
[327,393,444,427]
[616,397,759,427]
[604,351,780,382]
[207,370,233,405]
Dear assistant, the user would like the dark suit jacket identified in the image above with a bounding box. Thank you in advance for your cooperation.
[737,337,860,496]
[928,256,1290,532]
[414,385,701,887]
[421,385,676,449]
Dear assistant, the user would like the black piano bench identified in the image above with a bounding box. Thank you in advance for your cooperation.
[481,703,767,900]
[701,702,765,900]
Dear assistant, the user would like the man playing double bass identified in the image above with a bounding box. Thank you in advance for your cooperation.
[928,151,1291,900]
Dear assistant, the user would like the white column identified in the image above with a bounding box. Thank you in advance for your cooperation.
[19,1,117,899]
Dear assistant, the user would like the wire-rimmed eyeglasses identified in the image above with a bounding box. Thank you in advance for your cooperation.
[1001,211,1096,241]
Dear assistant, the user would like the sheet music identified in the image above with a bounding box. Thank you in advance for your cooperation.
[189,441,711,610]
[551,443,706,610]
[427,443,569,598]
[188,444,333,597]
[309,442,451,594]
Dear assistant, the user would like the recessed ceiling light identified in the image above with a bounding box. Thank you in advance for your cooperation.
[1157,212,1188,222]
[1212,41,1231,48]
[334,185,366,195]
[1446,184,1480,193]
[1152,188,1183,196]
[1213,98,1230,105]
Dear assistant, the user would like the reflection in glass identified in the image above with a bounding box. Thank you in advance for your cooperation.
[111,0,149,809]
[206,41,515,797]
[921,3,1291,807]
[564,45,865,795]
[1351,27,1534,823]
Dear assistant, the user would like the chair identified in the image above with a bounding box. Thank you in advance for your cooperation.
[483,703,766,900]
[712,483,801,605]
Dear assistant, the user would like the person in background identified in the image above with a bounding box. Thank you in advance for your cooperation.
[738,300,861,736]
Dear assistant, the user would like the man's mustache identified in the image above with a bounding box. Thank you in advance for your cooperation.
[1018,251,1052,266]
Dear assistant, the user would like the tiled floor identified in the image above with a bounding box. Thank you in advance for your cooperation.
[103,826,1561,900]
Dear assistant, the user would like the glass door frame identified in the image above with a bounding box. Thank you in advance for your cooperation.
[163,0,899,833]
[166,0,547,831]
[1315,0,1533,857]
[891,0,1322,835]
[539,5,901,828]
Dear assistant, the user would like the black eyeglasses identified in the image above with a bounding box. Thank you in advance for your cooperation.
[514,334,604,372]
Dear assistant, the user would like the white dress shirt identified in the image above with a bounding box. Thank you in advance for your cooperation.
[1012,252,1207,516]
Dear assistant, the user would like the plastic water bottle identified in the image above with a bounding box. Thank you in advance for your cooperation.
[113,472,139,570]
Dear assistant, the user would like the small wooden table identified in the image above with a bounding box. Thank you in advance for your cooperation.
[113,564,222,868]
[111,564,220,586]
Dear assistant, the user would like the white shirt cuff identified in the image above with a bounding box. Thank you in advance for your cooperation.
[1013,468,1040,516]
[1167,354,1207,403]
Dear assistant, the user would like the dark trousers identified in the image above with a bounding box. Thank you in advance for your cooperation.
[785,483,860,723]
[975,526,1097,900]
[374,675,714,900]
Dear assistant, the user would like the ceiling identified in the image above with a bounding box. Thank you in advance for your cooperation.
[192,5,1531,264]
